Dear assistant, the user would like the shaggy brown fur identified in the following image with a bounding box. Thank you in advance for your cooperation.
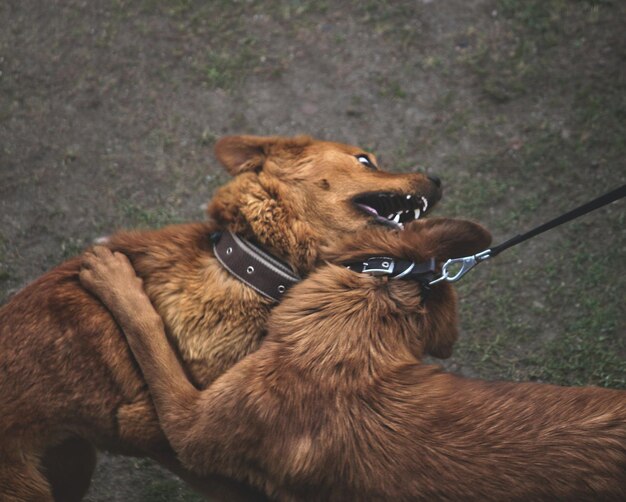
[0,135,441,501]
[80,219,626,501]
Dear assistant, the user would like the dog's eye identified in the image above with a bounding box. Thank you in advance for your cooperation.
[356,155,377,171]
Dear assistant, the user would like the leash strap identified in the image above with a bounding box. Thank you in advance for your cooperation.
[490,183,626,257]
[431,183,626,284]
[212,231,300,302]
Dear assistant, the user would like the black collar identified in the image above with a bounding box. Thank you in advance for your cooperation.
[343,256,436,283]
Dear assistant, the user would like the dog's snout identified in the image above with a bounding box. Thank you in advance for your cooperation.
[428,175,442,188]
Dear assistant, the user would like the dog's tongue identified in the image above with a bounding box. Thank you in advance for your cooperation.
[357,203,402,229]
[356,203,379,217]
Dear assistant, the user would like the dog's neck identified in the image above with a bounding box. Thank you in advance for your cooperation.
[208,173,324,275]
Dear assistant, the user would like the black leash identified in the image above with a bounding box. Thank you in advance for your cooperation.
[430,183,626,284]
[489,183,626,257]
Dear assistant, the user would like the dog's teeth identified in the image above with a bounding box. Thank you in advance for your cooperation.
[421,196,428,212]
[414,208,421,220]
[393,213,401,224]
[388,213,395,219]
[406,195,412,200]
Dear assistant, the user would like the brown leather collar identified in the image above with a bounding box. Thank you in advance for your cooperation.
[212,231,301,302]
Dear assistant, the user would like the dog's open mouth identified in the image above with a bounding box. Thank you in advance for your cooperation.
[353,192,430,229]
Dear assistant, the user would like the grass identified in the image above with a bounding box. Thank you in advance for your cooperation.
[441,112,625,387]
[358,0,425,47]
[460,0,624,104]
[200,49,258,90]
[132,460,205,502]
[376,76,407,100]
[86,456,205,502]
[526,220,626,387]
[527,307,625,388]
[0,234,11,284]
[61,236,89,259]
[138,481,205,502]
[453,223,625,388]
[119,202,183,229]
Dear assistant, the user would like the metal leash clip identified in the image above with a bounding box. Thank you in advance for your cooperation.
[429,249,492,285]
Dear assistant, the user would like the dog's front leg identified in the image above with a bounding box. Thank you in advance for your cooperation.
[81,247,197,427]
[80,247,265,500]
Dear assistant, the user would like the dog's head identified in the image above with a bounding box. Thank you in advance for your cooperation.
[207,135,442,272]
[322,218,492,360]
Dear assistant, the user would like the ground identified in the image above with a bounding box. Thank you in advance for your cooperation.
[1,0,624,500]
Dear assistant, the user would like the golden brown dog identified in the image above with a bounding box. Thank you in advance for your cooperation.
[0,135,441,501]
[81,218,626,501]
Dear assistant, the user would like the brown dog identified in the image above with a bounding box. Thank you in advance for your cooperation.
[80,219,626,501]
[0,135,441,501]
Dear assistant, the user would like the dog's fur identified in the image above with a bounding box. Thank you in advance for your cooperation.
[81,219,626,501]
[0,135,441,501]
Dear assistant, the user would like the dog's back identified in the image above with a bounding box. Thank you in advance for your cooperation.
[0,248,167,455]
[281,362,626,500]
[389,371,626,500]
[0,258,125,433]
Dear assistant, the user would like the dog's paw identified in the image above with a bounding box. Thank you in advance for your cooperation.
[80,246,146,314]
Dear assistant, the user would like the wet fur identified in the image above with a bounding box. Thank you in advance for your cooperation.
[84,219,626,501]
[0,135,440,501]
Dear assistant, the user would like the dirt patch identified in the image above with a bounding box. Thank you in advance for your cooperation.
[1,0,624,499]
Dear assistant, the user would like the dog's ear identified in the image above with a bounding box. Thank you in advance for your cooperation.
[408,218,492,260]
[214,136,269,175]
[215,135,314,176]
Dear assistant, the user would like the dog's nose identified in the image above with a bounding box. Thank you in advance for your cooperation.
[428,175,442,188]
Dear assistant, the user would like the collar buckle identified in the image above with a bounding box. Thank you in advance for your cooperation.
[361,257,396,275]
[345,257,437,283]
